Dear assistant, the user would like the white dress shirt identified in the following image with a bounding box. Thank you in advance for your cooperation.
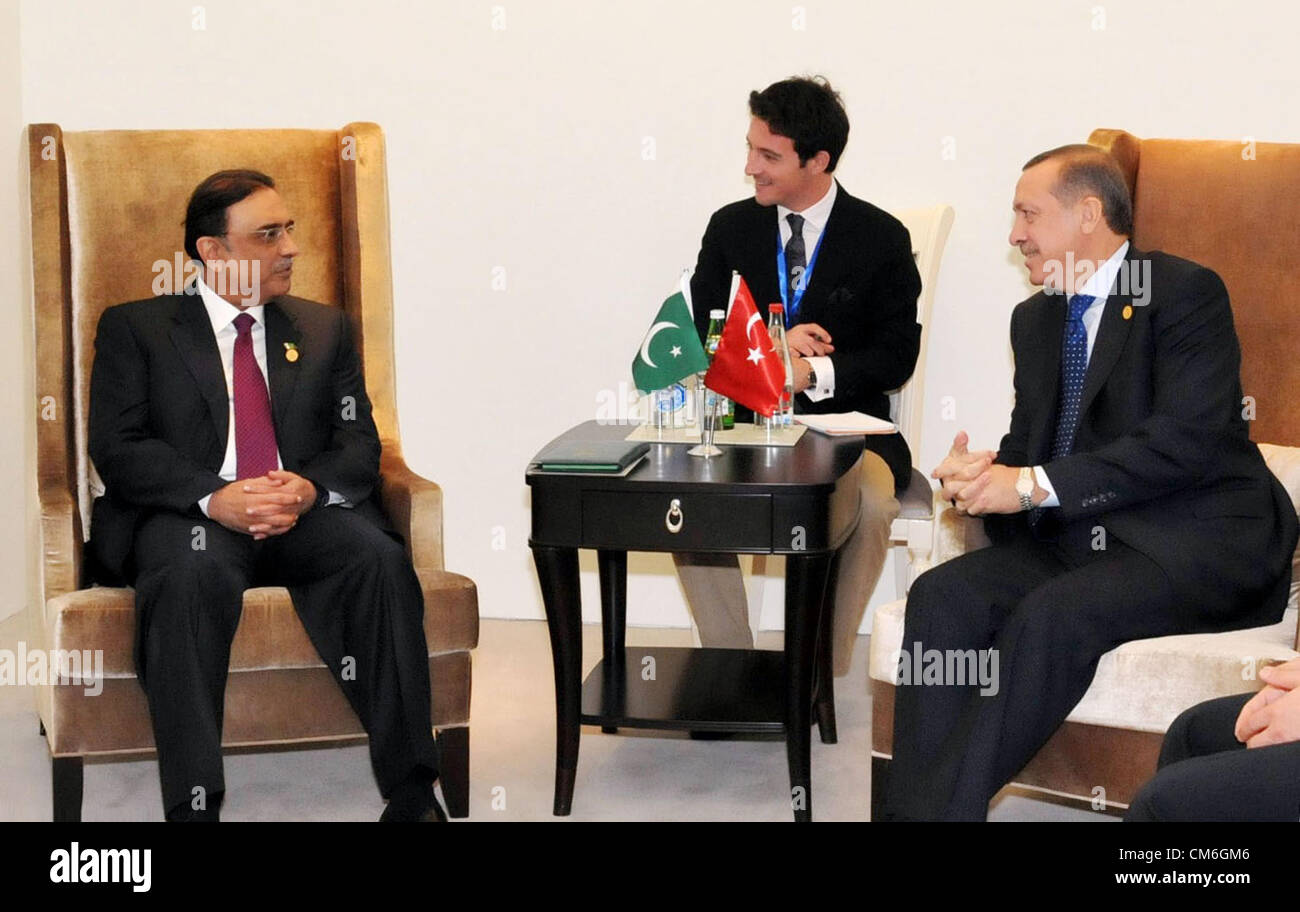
[1034,240,1131,506]
[778,179,837,402]
[194,277,345,516]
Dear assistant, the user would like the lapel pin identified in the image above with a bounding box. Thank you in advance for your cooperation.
[284,342,299,362]
[1122,305,1133,321]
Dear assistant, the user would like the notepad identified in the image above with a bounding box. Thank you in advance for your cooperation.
[532,440,651,474]
[795,412,897,436]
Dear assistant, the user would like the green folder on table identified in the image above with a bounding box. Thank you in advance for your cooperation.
[533,440,650,474]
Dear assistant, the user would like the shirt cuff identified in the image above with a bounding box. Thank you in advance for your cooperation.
[803,355,835,402]
[198,493,212,517]
[1032,465,1059,507]
[327,489,350,508]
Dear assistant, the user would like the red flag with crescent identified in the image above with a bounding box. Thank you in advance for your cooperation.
[703,276,785,417]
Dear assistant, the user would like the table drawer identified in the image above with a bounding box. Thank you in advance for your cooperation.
[581,491,771,551]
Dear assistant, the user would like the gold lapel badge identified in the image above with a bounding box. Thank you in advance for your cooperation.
[1122,305,1133,321]
[284,342,299,363]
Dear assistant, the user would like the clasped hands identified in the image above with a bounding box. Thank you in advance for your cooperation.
[933,430,1044,516]
[207,469,317,540]
[1234,658,1300,749]
[785,323,833,394]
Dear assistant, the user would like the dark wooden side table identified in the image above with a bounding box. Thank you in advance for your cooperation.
[527,420,864,822]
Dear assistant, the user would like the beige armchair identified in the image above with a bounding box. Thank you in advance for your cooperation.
[886,205,955,597]
[27,122,478,820]
[869,129,1300,815]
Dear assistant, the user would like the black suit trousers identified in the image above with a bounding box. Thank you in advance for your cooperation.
[1125,693,1300,821]
[130,505,439,816]
[882,529,1200,821]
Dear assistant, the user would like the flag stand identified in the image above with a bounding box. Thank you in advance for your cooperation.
[688,391,722,457]
[647,388,669,439]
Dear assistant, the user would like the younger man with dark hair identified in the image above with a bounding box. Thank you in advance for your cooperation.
[675,76,923,675]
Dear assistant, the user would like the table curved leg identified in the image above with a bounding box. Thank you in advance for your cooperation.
[597,549,627,732]
[531,544,582,816]
[785,551,831,823]
[815,548,843,744]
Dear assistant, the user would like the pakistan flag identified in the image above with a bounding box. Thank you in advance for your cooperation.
[631,291,710,393]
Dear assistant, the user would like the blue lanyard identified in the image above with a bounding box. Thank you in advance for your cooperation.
[776,223,825,327]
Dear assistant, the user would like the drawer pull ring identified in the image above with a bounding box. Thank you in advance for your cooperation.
[665,499,684,533]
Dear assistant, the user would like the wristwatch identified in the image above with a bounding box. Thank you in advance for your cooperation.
[1015,467,1036,511]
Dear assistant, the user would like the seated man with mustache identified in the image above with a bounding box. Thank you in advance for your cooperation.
[88,170,445,822]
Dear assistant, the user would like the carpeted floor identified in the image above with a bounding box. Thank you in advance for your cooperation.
[0,613,1109,822]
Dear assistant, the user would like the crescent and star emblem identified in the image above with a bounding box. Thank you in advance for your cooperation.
[745,312,766,364]
[638,321,677,368]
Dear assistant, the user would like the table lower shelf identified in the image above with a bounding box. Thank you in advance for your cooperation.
[580,646,787,734]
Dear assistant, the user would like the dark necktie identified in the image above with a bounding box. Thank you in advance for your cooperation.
[232,312,279,479]
[785,213,807,310]
[1049,293,1096,460]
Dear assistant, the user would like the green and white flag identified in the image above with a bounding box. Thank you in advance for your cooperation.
[631,286,709,394]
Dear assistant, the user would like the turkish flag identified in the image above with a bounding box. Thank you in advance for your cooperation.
[704,276,785,417]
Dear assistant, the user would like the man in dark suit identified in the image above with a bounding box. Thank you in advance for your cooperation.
[674,76,922,676]
[881,144,1298,820]
[1126,657,1300,821]
[88,170,446,822]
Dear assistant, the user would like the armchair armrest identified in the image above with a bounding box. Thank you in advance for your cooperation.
[931,488,992,566]
[38,482,83,602]
[378,450,444,573]
[1257,443,1300,652]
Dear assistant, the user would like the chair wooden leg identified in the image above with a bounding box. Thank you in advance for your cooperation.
[870,755,890,822]
[52,756,84,822]
[437,727,470,819]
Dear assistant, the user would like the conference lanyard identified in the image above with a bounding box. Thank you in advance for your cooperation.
[776,224,826,327]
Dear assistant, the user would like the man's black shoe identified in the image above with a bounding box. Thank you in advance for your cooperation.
[380,776,448,822]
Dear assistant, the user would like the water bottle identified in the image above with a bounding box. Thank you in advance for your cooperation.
[703,309,734,431]
[649,382,689,429]
[767,303,794,427]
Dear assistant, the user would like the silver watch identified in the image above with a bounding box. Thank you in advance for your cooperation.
[1015,467,1035,511]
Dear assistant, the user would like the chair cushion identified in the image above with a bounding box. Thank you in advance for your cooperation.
[44,570,478,679]
[869,597,1298,732]
[897,467,934,520]
[46,652,471,756]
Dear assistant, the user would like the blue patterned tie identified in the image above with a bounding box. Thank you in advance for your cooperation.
[785,213,806,320]
[1049,294,1096,459]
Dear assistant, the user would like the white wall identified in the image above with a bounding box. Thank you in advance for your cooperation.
[15,0,1300,630]
[2,0,31,622]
